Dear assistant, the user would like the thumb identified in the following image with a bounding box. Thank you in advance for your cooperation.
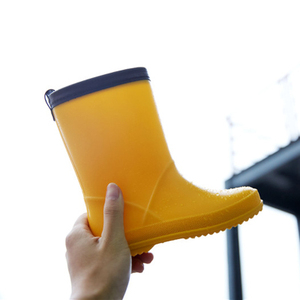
[102,183,126,243]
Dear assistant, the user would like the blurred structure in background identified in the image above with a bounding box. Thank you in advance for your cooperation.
[226,64,300,300]
[228,63,300,174]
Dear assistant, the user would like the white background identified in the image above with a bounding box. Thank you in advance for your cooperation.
[1,1,300,299]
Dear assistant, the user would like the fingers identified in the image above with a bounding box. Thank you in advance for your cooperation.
[72,213,89,228]
[66,213,93,252]
[132,252,154,273]
[132,257,144,273]
[137,252,154,264]
[101,183,126,244]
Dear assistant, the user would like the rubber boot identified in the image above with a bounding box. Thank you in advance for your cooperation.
[45,67,263,256]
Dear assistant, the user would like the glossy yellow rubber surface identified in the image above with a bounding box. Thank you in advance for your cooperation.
[53,80,263,256]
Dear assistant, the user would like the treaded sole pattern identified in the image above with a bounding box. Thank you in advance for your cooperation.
[130,201,263,256]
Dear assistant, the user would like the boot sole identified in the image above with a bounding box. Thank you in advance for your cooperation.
[128,195,263,256]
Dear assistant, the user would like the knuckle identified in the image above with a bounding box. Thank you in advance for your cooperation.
[104,201,120,217]
[65,230,76,249]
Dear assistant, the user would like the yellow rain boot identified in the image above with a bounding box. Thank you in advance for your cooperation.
[45,67,263,256]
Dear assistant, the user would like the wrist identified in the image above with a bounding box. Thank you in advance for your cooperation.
[70,287,105,300]
[70,286,119,300]
[70,292,103,300]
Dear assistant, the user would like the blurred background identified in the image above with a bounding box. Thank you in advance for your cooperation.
[1,1,300,299]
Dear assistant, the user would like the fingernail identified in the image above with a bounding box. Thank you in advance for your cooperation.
[106,183,120,200]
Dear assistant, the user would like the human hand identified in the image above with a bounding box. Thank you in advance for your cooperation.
[65,183,153,300]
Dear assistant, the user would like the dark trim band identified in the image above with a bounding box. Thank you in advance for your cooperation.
[45,67,150,111]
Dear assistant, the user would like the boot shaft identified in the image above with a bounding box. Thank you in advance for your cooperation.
[47,68,172,207]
